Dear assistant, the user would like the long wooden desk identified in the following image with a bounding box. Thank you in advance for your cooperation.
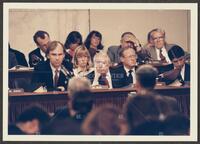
[8,63,171,91]
[9,69,34,90]
[9,86,190,123]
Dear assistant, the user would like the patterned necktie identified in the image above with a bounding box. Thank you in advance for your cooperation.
[159,49,167,63]
[98,74,110,88]
[127,70,133,84]
[54,69,59,87]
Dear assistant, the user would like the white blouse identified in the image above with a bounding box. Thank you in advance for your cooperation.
[73,67,94,77]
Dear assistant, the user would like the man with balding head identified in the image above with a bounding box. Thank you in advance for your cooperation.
[107,32,148,66]
[144,28,176,63]
[29,30,51,67]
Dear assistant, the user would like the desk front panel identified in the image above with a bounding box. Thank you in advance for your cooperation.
[8,86,190,123]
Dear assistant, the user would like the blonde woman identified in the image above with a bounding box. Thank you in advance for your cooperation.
[72,45,94,77]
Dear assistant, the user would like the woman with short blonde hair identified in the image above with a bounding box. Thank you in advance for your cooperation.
[72,45,94,77]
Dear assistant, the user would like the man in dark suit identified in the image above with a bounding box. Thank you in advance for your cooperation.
[29,30,51,67]
[144,28,175,63]
[32,41,73,91]
[159,45,190,85]
[111,46,138,88]
[9,44,28,67]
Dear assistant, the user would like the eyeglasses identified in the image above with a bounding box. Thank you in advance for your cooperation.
[152,36,164,41]
[123,55,136,59]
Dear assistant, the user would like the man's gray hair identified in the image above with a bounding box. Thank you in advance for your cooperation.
[68,77,91,96]
[93,51,111,66]
[150,28,165,39]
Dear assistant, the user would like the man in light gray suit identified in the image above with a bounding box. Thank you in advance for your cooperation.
[107,32,149,66]
[144,28,175,63]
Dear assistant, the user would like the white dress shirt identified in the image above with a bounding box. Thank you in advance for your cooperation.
[180,64,185,80]
[123,66,136,84]
[156,46,171,63]
[40,49,47,61]
[50,63,61,84]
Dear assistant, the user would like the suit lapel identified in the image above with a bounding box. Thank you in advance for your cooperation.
[46,61,54,88]
[112,65,129,88]
[57,71,68,87]
[184,64,190,81]
[87,71,95,84]
[37,48,45,61]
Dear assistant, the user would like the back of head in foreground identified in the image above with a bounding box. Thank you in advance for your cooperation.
[82,105,128,135]
[162,113,190,135]
[135,64,158,93]
[71,90,93,122]
[67,76,91,97]
[15,105,50,134]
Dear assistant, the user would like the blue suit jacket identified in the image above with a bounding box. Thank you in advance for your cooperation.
[32,60,73,91]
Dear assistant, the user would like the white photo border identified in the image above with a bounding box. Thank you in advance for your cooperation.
[3,3,198,142]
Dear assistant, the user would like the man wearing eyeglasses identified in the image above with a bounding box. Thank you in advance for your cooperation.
[87,52,116,88]
[111,46,138,88]
[145,28,175,63]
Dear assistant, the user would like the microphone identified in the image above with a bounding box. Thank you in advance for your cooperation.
[61,65,74,77]
[31,54,42,66]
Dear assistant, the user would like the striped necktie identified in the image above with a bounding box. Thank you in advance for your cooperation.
[54,69,59,87]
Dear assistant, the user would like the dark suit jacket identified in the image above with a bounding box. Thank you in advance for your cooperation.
[32,60,73,91]
[29,48,73,71]
[63,52,73,71]
[9,48,28,67]
[159,63,190,85]
[9,51,18,68]
[28,48,44,67]
[111,64,136,88]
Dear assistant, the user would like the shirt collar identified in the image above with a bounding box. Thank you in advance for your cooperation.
[40,49,46,59]
[50,63,61,72]
[123,65,135,74]
[156,46,165,51]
